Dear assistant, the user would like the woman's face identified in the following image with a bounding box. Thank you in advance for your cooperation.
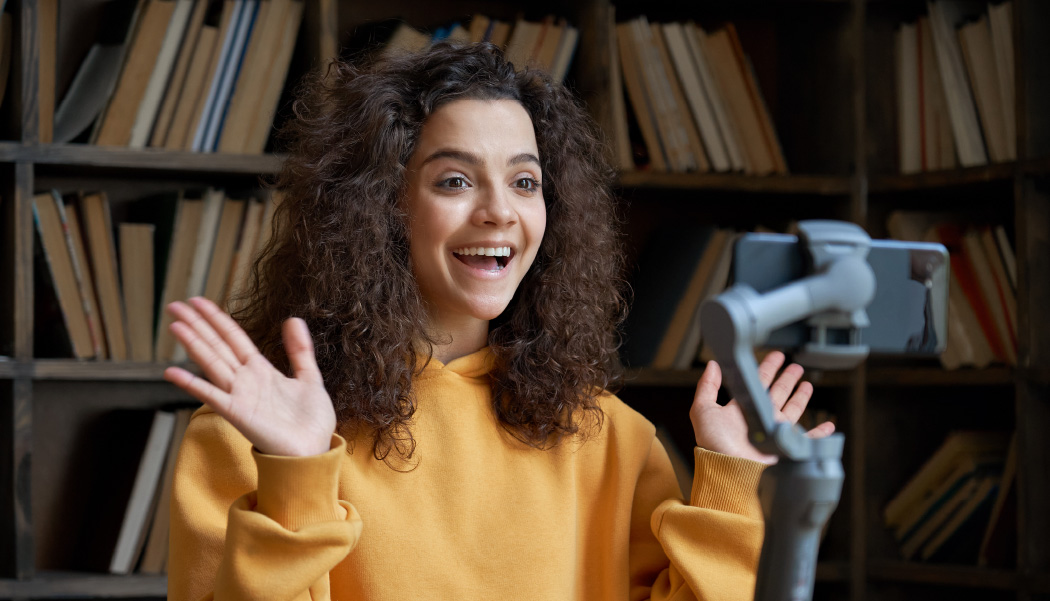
[404,98,547,330]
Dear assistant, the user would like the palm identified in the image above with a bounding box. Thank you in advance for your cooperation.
[689,352,834,464]
[164,297,336,457]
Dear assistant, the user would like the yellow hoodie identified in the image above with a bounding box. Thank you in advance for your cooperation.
[169,347,765,600]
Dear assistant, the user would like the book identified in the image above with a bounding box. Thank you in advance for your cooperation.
[32,193,95,359]
[224,198,264,312]
[726,23,787,174]
[682,230,736,369]
[988,1,1015,161]
[504,19,542,71]
[200,0,261,151]
[651,228,728,369]
[963,226,1016,363]
[109,410,177,574]
[897,22,921,174]
[139,407,195,574]
[899,470,981,559]
[53,44,126,144]
[171,188,224,363]
[616,21,668,171]
[920,473,1000,561]
[649,22,709,172]
[978,432,1018,567]
[958,14,1010,162]
[927,0,988,167]
[120,223,156,362]
[129,0,196,148]
[663,22,730,172]
[884,430,1009,530]
[150,0,209,147]
[993,224,1016,288]
[549,22,578,84]
[685,22,746,172]
[918,16,957,171]
[62,199,108,358]
[243,0,303,154]
[183,0,239,150]
[623,224,717,367]
[702,25,774,174]
[153,192,204,362]
[80,192,130,361]
[202,198,246,305]
[165,2,225,150]
[217,0,285,152]
[601,7,634,171]
[95,0,178,146]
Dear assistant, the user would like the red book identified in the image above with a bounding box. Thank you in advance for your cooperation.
[935,223,1007,362]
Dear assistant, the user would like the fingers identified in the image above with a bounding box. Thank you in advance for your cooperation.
[283,318,323,385]
[186,297,261,364]
[164,365,232,415]
[693,360,722,407]
[768,362,805,411]
[169,320,236,389]
[778,380,814,424]
[168,300,241,367]
[807,421,836,439]
[756,351,786,389]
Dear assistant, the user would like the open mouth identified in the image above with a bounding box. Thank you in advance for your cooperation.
[452,246,513,271]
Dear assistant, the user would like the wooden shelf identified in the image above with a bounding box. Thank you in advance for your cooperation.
[869,163,1016,192]
[623,365,1014,389]
[616,170,852,195]
[0,142,285,175]
[0,572,166,598]
[0,360,201,381]
[866,560,1050,593]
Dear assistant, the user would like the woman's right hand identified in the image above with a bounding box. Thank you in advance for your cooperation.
[163,297,336,457]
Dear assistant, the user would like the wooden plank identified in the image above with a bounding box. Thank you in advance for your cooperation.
[30,144,286,175]
[616,171,852,194]
[870,163,1017,192]
[19,0,38,144]
[848,363,866,601]
[866,559,1018,590]
[12,379,32,581]
[13,163,32,362]
[0,572,166,597]
[0,165,13,360]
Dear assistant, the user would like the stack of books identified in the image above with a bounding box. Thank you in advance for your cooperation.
[32,188,278,361]
[884,430,1017,565]
[603,15,787,175]
[886,210,1017,370]
[50,0,304,153]
[895,1,1015,173]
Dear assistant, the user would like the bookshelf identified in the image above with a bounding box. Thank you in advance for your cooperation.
[1,1,1048,601]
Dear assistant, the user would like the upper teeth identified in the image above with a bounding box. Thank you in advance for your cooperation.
[453,247,511,257]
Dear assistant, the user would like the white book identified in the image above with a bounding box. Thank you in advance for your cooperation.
[109,411,177,575]
[686,23,746,172]
[129,0,195,148]
[633,17,694,172]
[897,22,921,174]
[549,24,578,84]
[192,0,245,151]
[927,1,989,167]
[171,187,225,363]
[662,22,730,172]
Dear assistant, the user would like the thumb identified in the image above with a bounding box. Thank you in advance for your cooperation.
[693,360,722,408]
[283,317,323,385]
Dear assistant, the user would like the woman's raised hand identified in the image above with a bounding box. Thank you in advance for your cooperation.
[163,297,336,457]
[689,351,836,465]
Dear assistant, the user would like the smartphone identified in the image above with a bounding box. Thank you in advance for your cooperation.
[730,233,950,356]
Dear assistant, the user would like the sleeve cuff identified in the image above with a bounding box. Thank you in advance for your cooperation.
[252,434,347,530]
[690,447,766,519]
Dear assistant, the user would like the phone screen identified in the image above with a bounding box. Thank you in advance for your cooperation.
[731,233,950,356]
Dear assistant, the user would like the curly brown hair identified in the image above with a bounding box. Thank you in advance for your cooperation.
[237,42,627,461]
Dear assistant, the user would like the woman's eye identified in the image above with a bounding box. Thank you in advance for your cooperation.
[440,177,468,189]
[515,177,541,191]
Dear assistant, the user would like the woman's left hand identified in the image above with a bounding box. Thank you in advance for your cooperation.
[689,351,836,464]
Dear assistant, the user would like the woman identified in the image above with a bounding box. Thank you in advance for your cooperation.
[165,42,831,600]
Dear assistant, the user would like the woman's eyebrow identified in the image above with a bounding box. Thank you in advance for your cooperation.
[420,149,541,168]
